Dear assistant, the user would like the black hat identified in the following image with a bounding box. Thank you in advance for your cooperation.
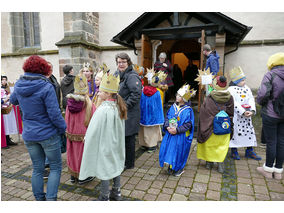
[63,65,73,75]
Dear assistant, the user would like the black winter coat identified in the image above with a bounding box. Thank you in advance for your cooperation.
[117,66,142,136]
[60,74,75,109]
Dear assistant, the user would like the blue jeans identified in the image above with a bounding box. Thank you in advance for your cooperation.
[24,133,62,201]
[261,113,284,169]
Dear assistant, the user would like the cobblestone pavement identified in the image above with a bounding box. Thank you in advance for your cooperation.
[1,135,284,201]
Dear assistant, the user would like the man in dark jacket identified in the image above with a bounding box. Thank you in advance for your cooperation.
[47,62,61,108]
[60,65,75,110]
[203,44,220,76]
[115,53,142,170]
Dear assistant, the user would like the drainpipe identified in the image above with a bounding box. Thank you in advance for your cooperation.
[223,43,239,75]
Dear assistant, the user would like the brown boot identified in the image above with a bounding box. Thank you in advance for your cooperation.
[273,167,283,180]
[256,164,273,179]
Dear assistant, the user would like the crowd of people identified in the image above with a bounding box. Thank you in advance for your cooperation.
[1,49,284,201]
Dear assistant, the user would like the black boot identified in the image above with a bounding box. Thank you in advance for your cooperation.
[109,188,122,201]
[6,135,17,146]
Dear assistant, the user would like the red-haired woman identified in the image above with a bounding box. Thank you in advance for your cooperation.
[10,55,66,201]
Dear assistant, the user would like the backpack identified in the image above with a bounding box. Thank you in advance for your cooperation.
[272,89,284,117]
[213,99,231,135]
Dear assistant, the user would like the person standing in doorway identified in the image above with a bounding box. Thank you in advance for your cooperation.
[202,44,220,76]
[115,53,142,170]
[154,52,174,103]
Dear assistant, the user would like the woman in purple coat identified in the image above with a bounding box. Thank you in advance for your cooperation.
[256,52,284,180]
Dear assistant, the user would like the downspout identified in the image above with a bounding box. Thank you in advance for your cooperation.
[223,43,239,74]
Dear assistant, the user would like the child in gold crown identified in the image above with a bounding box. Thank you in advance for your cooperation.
[79,71,127,201]
[159,84,195,176]
[65,73,96,185]
[139,69,166,153]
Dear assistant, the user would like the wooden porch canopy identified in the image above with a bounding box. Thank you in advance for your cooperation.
[111,12,252,52]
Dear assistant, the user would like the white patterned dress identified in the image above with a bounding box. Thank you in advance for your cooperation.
[228,85,257,148]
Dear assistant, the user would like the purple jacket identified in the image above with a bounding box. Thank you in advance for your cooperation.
[257,65,284,119]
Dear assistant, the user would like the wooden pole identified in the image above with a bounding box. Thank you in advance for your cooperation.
[198,30,205,112]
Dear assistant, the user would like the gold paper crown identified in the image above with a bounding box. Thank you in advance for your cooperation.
[82,62,92,71]
[177,84,196,101]
[99,71,120,93]
[133,64,144,76]
[74,73,89,95]
[146,68,167,87]
[96,63,109,79]
[229,66,245,83]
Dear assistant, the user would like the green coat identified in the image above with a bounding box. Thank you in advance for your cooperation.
[79,101,125,180]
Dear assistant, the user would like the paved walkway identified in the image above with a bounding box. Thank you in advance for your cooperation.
[1,135,284,201]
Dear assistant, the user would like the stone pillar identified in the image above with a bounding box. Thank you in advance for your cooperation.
[56,12,100,77]
[215,33,226,75]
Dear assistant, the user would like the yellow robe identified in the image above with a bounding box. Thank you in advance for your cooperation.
[197,133,230,162]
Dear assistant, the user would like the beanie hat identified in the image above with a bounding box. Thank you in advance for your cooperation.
[63,65,73,75]
[267,52,284,70]
[229,66,246,85]
[213,76,228,91]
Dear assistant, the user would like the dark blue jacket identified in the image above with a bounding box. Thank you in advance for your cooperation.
[205,51,220,75]
[10,72,66,142]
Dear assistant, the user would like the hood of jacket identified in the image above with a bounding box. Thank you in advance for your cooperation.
[61,74,75,86]
[143,85,157,97]
[210,90,231,103]
[271,65,284,80]
[66,94,85,113]
[14,73,49,97]
[208,50,220,60]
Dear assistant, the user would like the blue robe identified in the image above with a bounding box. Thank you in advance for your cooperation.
[140,90,164,126]
[159,103,194,171]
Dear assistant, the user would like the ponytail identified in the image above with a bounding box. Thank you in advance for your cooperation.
[112,93,127,120]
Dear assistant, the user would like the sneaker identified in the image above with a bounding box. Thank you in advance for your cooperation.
[70,175,77,183]
[217,163,224,174]
[78,176,95,185]
[231,149,240,160]
[173,169,184,177]
[205,161,214,169]
[147,146,157,153]
[167,166,173,175]
[43,169,50,179]
[140,146,148,151]
[109,188,122,201]
[245,150,262,161]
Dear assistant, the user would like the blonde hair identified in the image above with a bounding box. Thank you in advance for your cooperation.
[84,94,93,126]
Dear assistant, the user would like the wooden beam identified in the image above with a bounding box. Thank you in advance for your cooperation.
[142,23,219,35]
[173,12,179,26]
[184,14,192,26]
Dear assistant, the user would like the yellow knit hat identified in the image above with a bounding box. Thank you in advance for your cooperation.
[267,52,284,70]
[229,66,246,85]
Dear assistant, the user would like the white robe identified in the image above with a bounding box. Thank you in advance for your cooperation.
[228,85,257,148]
[3,87,20,135]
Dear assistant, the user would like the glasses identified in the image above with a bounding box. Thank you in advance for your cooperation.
[117,61,127,64]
